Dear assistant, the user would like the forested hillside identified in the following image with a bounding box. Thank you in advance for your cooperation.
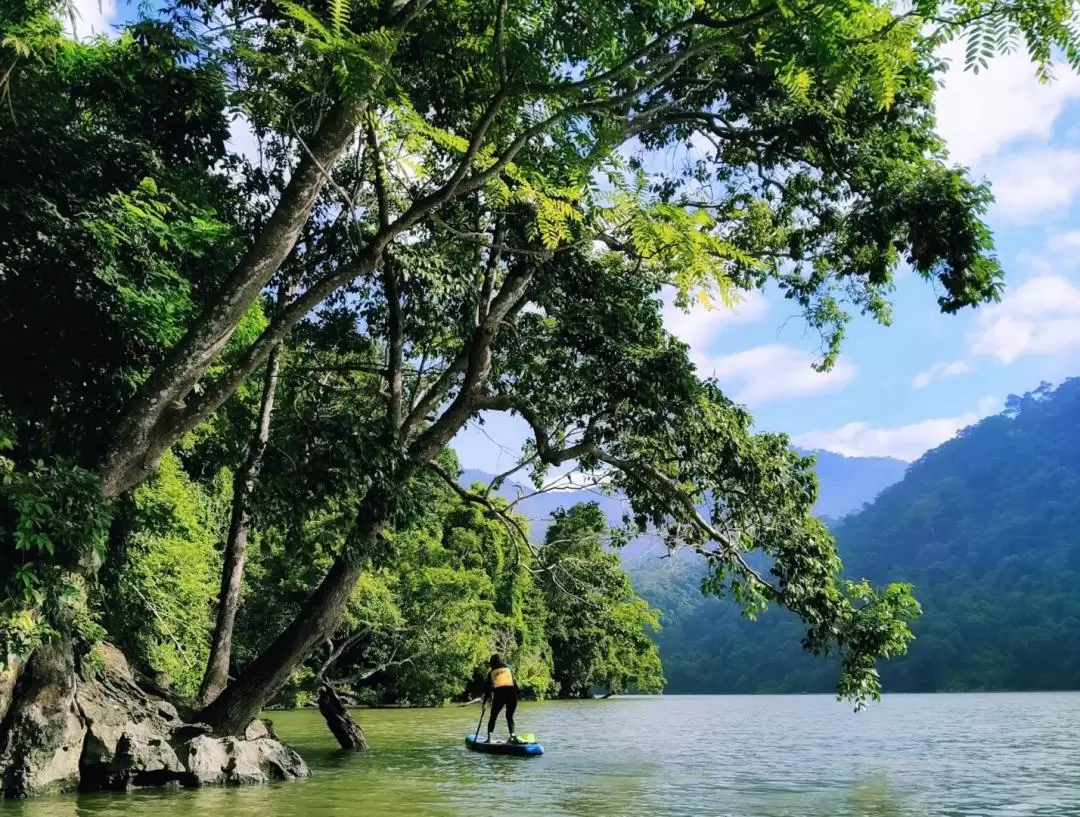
[837,378,1080,691]
[635,378,1080,694]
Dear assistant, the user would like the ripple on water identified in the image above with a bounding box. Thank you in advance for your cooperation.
[3,694,1080,816]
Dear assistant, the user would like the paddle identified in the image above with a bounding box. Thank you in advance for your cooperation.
[473,697,487,742]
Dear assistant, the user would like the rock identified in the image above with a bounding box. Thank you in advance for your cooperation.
[89,642,135,681]
[222,738,266,785]
[0,642,310,796]
[155,701,181,725]
[261,719,280,741]
[255,739,313,782]
[182,735,230,785]
[77,678,135,764]
[171,722,213,742]
[0,657,23,725]
[113,731,184,786]
[77,657,184,790]
[243,718,278,741]
[180,734,310,786]
[245,738,309,782]
[0,643,86,797]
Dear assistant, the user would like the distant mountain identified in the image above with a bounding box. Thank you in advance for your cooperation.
[458,468,629,546]
[834,377,1080,691]
[458,447,906,548]
[633,377,1080,694]
[792,448,907,519]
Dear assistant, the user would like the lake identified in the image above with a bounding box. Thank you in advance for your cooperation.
[1,693,1078,816]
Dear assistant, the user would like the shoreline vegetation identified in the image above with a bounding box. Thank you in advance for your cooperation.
[4,0,1080,799]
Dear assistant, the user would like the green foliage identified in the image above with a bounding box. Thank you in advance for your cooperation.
[836,378,1080,692]
[495,249,920,706]
[4,0,1080,723]
[0,420,111,664]
[934,0,1080,79]
[631,559,836,695]
[97,451,228,697]
[241,458,554,706]
[0,1,243,463]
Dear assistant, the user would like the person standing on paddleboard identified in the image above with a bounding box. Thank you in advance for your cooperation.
[484,654,519,743]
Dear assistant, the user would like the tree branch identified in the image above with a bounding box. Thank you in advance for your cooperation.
[98,17,717,497]
[384,254,404,436]
[689,3,777,31]
[477,219,504,327]
[406,268,532,463]
[455,39,709,200]
[537,18,696,94]
[500,399,775,593]
[587,448,773,593]
[366,118,391,231]
[95,3,427,497]
[494,0,508,84]
[483,450,539,498]
[429,462,534,551]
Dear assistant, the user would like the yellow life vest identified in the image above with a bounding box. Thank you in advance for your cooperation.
[490,666,514,688]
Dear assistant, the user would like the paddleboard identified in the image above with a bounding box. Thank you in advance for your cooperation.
[465,735,544,756]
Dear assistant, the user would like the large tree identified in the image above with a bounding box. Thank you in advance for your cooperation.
[3,0,1080,758]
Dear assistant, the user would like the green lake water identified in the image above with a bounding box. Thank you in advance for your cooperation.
[2,693,1080,816]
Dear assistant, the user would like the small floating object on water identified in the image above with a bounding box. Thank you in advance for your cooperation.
[465,734,544,756]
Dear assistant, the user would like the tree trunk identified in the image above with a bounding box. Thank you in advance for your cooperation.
[198,339,284,707]
[197,544,370,735]
[190,263,519,735]
[94,0,437,500]
[97,94,374,500]
[317,682,368,751]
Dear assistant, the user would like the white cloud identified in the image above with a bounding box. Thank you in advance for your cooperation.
[661,291,850,403]
[1015,230,1080,277]
[1046,230,1080,254]
[934,40,1080,225]
[970,275,1080,363]
[703,344,857,404]
[63,0,116,38]
[935,39,1080,167]
[981,150,1080,223]
[912,360,971,390]
[793,395,1003,461]
[661,289,769,364]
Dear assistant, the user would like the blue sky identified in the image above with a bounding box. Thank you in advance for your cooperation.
[71,3,1080,470]
[455,39,1080,471]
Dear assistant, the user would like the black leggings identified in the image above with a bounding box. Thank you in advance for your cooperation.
[488,688,517,734]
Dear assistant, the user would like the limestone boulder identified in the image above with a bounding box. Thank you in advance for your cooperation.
[180,734,310,786]
[0,643,86,797]
[0,642,310,797]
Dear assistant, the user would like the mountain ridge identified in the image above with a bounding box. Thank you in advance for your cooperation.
[632,377,1080,694]
[457,447,907,548]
